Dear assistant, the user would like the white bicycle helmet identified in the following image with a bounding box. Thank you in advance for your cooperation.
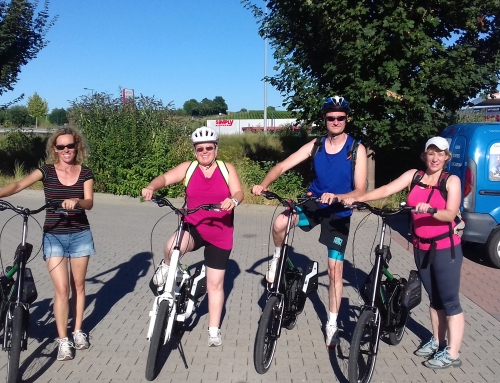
[191,127,219,145]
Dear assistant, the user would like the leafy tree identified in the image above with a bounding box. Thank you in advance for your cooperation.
[183,98,200,116]
[48,107,68,125]
[239,108,248,113]
[200,97,215,116]
[0,0,57,105]
[27,91,48,127]
[243,0,500,148]
[213,96,228,114]
[7,104,33,127]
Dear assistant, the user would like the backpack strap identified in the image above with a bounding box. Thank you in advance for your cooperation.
[183,160,229,187]
[216,160,229,184]
[347,139,361,190]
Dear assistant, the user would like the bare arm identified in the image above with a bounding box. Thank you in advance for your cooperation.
[0,169,43,198]
[335,143,368,201]
[352,169,416,203]
[252,139,316,195]
[141,162,191,200]
[220,162,244,211]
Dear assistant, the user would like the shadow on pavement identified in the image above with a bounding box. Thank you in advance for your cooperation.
[84,251,151,331]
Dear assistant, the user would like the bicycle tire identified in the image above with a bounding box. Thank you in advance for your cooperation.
[348,310,378,383]
[145,300,170,381]
[254,296,280,374]
[388,311,409,345]
[7,306,24,383]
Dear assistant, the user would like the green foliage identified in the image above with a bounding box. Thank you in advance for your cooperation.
[0,0,57,102]
[0,129,47,174]
[4,105,34,127]
[182,96,228,116]
[243,0,500,149]
[70,92,193,197]
[27,92,48,127]
[48,107,68,125]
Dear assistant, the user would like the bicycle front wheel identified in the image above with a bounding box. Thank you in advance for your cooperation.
[7,306,25,383]
[254,296,281,374]
[145,300,170,381]
[348,310,378,383]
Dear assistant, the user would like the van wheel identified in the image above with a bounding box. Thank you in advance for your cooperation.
[486,230,500,268]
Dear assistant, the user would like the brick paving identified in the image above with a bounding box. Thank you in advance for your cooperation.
[0,190,498,382]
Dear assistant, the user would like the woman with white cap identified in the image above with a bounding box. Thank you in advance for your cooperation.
[344,136,465,370]
[141,127,244,347]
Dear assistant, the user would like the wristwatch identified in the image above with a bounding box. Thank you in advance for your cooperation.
[231,198,239,207]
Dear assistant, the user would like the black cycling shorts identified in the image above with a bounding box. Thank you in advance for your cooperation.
[183,223,231,270]
[295,200,350,256]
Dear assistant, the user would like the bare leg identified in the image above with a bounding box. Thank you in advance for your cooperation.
[430,307,447,345]
[69,256,90,331]
[163,230,196,265]
[328,259,344,313]
[447,312,465,358]
[272,211,298,247]
[46,257,70,338]
[206,267,226,328]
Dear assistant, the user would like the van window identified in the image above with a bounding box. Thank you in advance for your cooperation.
[488,142,500,181]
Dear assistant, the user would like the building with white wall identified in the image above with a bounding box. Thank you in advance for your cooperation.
[206,118,298,134]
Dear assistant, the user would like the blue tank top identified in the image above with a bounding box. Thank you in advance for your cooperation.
[308,135,354,218]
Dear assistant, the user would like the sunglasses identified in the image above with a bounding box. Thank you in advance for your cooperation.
[195,146,215,153]
[55,143,76,151]
[325,116,347,122]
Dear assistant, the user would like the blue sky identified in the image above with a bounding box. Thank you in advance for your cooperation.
[0,1,284,113]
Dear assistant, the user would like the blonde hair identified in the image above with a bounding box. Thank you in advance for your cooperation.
[46,126,89,165]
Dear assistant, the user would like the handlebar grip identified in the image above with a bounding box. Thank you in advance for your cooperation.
[261,191,276,200]
[427,208,438,214]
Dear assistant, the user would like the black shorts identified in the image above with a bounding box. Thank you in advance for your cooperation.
[296,200,350,255]
[183,223,231,270]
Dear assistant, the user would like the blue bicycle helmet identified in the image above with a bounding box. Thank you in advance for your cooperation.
[321,96,351,115]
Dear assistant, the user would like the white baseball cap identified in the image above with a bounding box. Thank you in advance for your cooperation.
[425,137,449,151]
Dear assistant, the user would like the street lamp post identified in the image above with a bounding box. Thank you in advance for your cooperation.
[84,88,94,96]
[263,3,268,134]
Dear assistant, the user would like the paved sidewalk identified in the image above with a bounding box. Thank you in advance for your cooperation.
[0,190,499,382]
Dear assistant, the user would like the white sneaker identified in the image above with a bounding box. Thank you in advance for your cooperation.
[208,329,222,347]
[56,337,74,361]
[72,330,90,350]
[325,325,340,348]
[152,262,170,286]
[266,257,278,283]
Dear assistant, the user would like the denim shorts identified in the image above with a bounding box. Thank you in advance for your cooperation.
[43,229,96,260]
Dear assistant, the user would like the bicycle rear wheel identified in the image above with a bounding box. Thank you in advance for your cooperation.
[348,310,378,383]
[7,306,24,383]
[254,296,280,374]
[145,300,170,381]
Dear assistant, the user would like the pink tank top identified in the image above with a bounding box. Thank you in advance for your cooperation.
[407,183,461,250]
[185,164,234,250]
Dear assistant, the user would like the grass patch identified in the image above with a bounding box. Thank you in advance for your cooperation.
[0,162,43,190]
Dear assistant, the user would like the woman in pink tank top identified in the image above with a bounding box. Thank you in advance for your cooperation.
[141,127,244,347]
[344,137,465,370]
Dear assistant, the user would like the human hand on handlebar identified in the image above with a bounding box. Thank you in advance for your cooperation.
[413,202,436,214]
[343,197,357,208]
[252,185,268,196]
[61,198,79,210]
[141,187,154,201]
[220,197,237,211]
[320,192,338,205]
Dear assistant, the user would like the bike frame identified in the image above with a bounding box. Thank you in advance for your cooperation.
[146,197,216,344]
[262,192,319,337]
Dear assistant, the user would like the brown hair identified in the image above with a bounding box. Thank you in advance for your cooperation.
[46,126,89,165]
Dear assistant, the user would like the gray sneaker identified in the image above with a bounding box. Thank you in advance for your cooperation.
[424,347,462,369]
[414,336,440,357]
[56,337,74,361]
[207,329,222,347]
[72,330,90,350]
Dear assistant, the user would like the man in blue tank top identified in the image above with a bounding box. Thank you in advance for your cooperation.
[252,96,368,348]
